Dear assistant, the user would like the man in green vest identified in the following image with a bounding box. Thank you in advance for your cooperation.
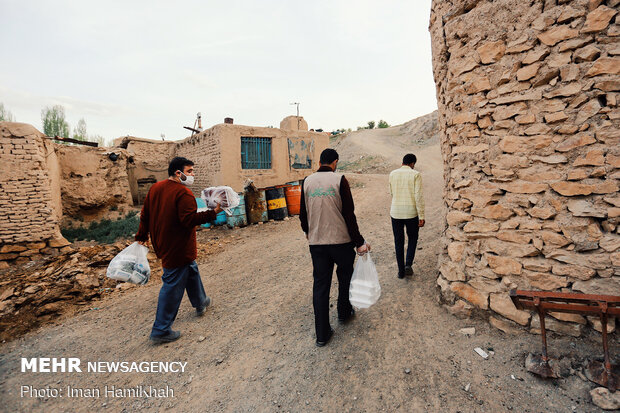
[300,149,370,347]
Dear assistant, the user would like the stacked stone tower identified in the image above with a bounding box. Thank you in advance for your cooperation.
[430,0,619,335]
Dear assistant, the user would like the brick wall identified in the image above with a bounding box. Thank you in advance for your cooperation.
[430,0,620,335]
[0,123,68,266]
[175,128,222,196]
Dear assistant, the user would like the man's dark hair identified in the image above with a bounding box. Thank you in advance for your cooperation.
[403,153,417,165]
[320,148,339,164]
[168,157,194,176]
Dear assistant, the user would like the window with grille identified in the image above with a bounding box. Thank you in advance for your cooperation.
[241,137,272,169]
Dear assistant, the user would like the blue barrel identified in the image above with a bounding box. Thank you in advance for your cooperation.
[214,211,227,226]
[195,198,211,228]
[226,194,247,228]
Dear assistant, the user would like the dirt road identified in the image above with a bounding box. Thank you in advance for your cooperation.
[0,145,611,412]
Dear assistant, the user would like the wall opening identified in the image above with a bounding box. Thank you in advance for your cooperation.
[241,137,272,169]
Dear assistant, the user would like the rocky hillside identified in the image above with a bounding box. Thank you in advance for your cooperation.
[331,110,439,173]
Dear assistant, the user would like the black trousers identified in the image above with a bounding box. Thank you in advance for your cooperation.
[309,243,356,341]
[391,216,420,275]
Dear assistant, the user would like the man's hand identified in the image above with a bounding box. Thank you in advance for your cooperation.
[356,242,371,255]
[214,203,223,214]
[419,219,425,228]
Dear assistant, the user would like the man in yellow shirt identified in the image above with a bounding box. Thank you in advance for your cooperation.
[389,153,425,279]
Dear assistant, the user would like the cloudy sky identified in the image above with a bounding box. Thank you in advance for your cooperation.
[1,0,436,142]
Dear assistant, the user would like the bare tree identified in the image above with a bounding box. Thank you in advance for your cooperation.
[92,135,107,147]
[73,118,87,141]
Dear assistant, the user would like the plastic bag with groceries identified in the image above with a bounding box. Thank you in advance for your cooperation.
[201,186,240,216]
[106,242,150,285]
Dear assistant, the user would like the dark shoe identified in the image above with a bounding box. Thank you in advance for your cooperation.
[405,266,414,276]
[338,308,355,324]
[150,330,181,344]
[196,296,211,316]
[316,329,334,347]
[397,272,405,279]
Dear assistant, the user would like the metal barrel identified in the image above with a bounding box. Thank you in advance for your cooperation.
[284,184,301,215]
[265,187,288,220]
[214,211,227,226]
[195,197,212,228]
[226,194,247,228]
[245,189,268,224]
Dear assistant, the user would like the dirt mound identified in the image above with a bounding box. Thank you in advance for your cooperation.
[331,111,438,173]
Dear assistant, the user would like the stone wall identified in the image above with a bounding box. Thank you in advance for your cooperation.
[0,123,69,267]
[430,0,620,335]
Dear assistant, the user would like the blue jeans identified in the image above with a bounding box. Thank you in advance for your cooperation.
[151,261,207,338]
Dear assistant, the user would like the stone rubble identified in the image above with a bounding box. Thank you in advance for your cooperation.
[0,238,221,341]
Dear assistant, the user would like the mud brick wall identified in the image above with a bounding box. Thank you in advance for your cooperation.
[175,128,222,196]
[115,137,176,205]
[0,123,67,266]
[430,0,620,336]
[124,138,176,181]
[55,145,134,219]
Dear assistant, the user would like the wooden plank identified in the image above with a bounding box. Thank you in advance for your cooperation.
[46,135,98,147]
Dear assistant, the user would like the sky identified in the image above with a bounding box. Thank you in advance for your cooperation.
[0,0,437,143]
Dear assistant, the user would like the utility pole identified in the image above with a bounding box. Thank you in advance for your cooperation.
[290,102,300,130]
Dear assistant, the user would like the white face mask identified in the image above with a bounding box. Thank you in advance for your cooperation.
[179,172,195,186]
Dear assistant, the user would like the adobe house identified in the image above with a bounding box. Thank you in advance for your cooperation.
[122,116,329,198]
[0,115,328,266]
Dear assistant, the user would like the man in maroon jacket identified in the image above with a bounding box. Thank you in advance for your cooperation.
[135,157,222,344]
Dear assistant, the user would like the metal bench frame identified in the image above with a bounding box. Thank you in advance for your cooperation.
[510,289,620,390]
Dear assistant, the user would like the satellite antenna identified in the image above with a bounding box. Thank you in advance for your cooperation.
[183,112,203,137]
[194,112,202,132]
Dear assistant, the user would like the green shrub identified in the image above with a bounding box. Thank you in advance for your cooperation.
[378,120,389,128]
[62,212,140,244]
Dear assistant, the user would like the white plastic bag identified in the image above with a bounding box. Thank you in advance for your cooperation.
[106,242,151,285]
[349,252,381,309]
[201,186,240,216]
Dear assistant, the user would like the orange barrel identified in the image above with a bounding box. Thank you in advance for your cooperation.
[284,184,301,215]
